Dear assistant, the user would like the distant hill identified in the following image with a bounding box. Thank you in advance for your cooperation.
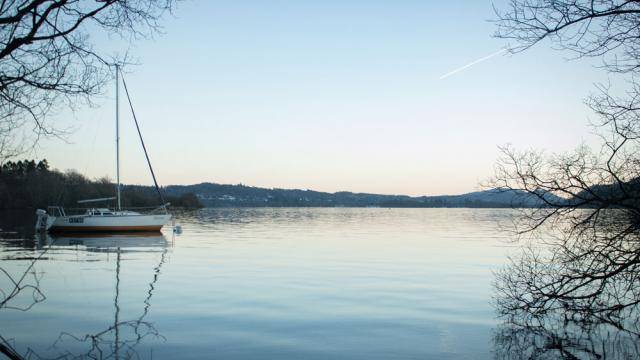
[164,183,562,208]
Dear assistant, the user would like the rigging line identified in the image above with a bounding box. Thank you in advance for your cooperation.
[119,70,167,206]
[133,245,168,339]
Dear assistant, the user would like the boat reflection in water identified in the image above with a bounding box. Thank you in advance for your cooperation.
[32,232,170,359]
[42,231,170,252]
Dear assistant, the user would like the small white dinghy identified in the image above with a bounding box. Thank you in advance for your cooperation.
[36,65,172,233]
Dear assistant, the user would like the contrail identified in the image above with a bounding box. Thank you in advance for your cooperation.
[439,48,507,80]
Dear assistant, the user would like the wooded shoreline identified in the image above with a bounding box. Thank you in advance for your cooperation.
[0,160,202,210]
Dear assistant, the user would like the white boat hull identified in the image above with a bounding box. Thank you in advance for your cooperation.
[48,214,171,232]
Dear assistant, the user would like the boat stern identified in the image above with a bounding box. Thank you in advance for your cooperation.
[35,209,56,232]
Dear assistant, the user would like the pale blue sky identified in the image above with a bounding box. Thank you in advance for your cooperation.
[38,0,605,196]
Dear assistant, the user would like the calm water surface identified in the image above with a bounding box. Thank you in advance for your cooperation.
[0,208,515,359]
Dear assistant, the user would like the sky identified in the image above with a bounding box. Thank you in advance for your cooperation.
[37,0,607,196]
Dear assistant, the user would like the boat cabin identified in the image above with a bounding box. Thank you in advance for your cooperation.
[85,208,116,216]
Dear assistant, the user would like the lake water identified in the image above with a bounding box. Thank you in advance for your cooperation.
[0,208,518,359]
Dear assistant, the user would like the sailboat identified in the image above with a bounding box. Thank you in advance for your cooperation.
[35,65,172,233]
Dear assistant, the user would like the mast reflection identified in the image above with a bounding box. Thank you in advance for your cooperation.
[33,232,170,359]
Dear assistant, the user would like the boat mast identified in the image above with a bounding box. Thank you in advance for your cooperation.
[115,64,121,211]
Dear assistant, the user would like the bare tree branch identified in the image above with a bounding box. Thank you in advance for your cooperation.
[492,0,640,345]
[0,0,177,161]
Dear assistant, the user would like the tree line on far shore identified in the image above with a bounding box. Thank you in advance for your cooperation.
[0,159,202,210]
